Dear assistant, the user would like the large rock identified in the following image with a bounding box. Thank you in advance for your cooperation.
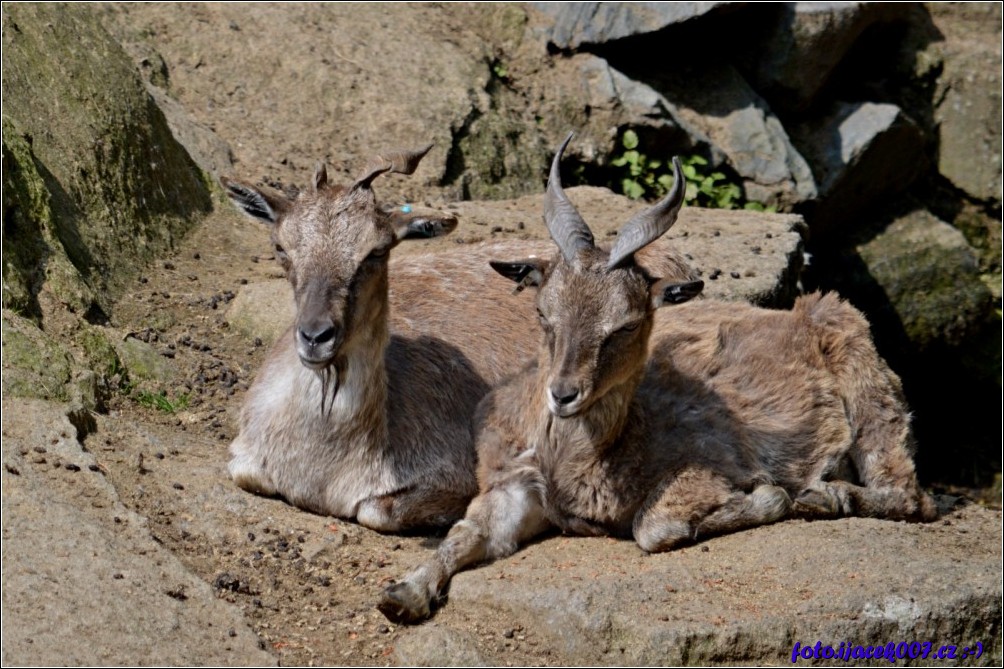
[97,4,515,197]
[2,3,211,318]
[849,208,993,353]
[395,504,1001,665]
[739,3,913,113]
[537,55,815,209]
[928,3,1002,205]
[651,63,818,209]
[789,101,926,236]
[1,399,275,666]
[531,2,731,49]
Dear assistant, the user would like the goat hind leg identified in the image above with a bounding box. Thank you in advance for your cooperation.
[795,479,936,522]
[694,484,792,539]
[633,467,738,553]
[357,482,474,533]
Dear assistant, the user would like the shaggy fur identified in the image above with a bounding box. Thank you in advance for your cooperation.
[379,139,936,624]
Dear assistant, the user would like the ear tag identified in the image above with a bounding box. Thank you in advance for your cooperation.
[400,204,412,213]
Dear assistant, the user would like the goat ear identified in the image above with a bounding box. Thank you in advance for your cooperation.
[651,279,704,309]
[220,177,287,225]
[388,207,458,240]
[489,259,549,293]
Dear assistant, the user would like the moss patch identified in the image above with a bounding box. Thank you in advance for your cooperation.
[2,3,211,317]
[1,312,75,402]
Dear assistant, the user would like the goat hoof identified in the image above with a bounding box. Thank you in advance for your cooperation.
[378,582,431,625]
[793,488,839,516]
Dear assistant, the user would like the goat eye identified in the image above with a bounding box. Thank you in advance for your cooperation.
[618,321,641,334]
[536,309,551,329]
[366,247,389,261]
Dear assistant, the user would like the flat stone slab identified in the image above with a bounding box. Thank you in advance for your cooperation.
[0,399,275,667]
[393,503,1002,665]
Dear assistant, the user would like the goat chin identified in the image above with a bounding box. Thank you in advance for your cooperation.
[315,362,342,417]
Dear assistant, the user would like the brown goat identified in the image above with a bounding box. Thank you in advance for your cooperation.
[379,134,937,623]
[222,143,698,531]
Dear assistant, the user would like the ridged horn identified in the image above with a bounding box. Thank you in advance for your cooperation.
[544,132,594,264]
[353,143,434,190]
[607,156,685,270]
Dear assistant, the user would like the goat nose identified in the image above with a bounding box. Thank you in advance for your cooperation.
[550,385,580,406]
[298,324,338,347]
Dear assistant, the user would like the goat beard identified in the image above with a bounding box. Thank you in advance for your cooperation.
[316,357,345,417]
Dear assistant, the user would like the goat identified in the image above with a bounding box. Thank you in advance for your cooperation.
[221,145,545,530]
[378,134,937,623]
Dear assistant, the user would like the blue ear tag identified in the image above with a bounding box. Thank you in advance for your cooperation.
[400,204,412,214]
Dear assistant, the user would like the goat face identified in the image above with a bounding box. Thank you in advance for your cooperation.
[222,146,455,374]
[490,133,703,418]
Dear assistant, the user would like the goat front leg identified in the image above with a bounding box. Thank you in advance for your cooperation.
[378,476,549,624]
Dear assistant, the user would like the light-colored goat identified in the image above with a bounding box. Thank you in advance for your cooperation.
[222,143,696,531]
[222,146,537,530]
[379,134,937,622]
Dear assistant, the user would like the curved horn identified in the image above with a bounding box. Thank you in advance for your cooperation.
[544,132,594,264]
[353,143,434,190]
[607,156,685,270]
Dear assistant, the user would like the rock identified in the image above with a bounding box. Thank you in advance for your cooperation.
[739,3,913,113]
[1,312,76,403]
[148,86,235,178]
[115,336,177,386]
[392,624,486,666]
[849,208,993,353]
[226,281,293,347]
[563,55,717,161]
[2,4,211,318]
[648,63,817,209]
[531,2,732,49]
[928,3,1003,205]
[0,398,275,666]
[414,507,1001,665]
[97,3,502,196]
[789,101,926,236]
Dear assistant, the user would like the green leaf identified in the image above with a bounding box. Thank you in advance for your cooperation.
[622,129,639,150]
[622,178,644,200]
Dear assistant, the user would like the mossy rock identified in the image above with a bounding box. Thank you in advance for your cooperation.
[447,86,548,201]
[856,208,994,351]
[114,337,175,386]
[2,3,211,318]
[1,312,76,402]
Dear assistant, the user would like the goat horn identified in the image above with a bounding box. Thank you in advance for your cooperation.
[544,132,594,265]
[353,143,434,190]
[607,156,685,270]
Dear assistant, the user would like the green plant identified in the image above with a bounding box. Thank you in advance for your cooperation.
[609,129,674,201]
[679,155,741,209]
[136,389,189,414]
[608,130,776,212]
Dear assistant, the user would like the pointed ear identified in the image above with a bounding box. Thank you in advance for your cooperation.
[220,177,288,225]
[651,279,704,309]
[489,258,550,293]
[388,207,459,240]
